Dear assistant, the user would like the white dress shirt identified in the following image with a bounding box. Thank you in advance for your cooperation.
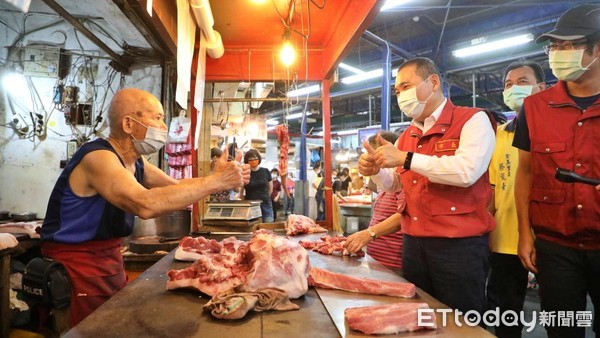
[371,98,496,191]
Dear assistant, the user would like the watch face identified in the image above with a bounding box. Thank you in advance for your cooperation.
[368,228,376,239]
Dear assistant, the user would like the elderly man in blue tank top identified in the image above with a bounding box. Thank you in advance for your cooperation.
[40,88,251,329]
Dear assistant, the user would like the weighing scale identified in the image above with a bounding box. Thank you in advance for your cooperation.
[202,200,262,229]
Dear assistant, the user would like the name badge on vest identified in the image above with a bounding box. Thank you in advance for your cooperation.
[435,139,459,152]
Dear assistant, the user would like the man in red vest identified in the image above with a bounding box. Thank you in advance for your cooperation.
[513,4,600,338]
[359,57,496,317]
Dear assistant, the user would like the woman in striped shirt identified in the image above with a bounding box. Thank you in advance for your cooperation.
[344,132,405,275]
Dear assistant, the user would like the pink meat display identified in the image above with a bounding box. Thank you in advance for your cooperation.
[345,302,437,334]
[299,235,365,257]
[285,214,328,236]
[167,230,310,299]
[240,230,310,298]
[174,236,244,261]
[308,267,416,298]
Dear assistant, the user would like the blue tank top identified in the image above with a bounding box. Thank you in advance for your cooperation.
[41,139,144,243]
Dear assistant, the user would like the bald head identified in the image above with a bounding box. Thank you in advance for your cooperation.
[107,88,164,134]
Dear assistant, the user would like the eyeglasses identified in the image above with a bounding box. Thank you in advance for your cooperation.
[543,41,588,54]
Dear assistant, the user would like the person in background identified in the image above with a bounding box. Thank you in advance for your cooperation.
[345,131,404,275]
[315,168,343,222]
[350,172,364,194]
[331,168,343,198]
[307,163,321,220]
[514,5,600,337]
[241,149,274,222]
[358,57,496,316]
[40,88,249,329]
[208,147,238,202]
[284,171,295,215]
[487,60,546,338]
[338,167,351,197]
[270,168,282,221]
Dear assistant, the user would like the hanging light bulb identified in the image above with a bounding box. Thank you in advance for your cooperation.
[280,28,296,67]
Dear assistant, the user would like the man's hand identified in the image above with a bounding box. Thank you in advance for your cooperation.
[517,229,538,273]
[344,230,372,253]
[372,134,405,168]
[239,162,251,185]
[232,149,250,185]
[213,148,244,190]
[359,140,380,176]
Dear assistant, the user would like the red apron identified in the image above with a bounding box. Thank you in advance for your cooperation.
[41,238,126,327]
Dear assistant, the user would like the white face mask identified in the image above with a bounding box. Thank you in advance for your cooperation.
[130,118,167,155]
[397,76,434,120]
[503,85,533,113]
[549,49,598,82]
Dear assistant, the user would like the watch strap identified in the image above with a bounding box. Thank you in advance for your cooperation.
[403,152,414,170]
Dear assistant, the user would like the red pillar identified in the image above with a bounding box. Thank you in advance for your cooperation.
[322,78,333,229]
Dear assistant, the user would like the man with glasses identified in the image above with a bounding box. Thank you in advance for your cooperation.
[513,4,600,338]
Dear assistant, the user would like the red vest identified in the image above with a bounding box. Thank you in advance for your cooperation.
[396,100,496,238]
[522,81,600,249]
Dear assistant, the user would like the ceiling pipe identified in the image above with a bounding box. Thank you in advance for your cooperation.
[363,31,415,60]
[362,31,394,131]
[40,0,131,73]
[189,0,224,59]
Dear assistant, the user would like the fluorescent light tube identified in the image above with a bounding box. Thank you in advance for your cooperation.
[266,119,279,125]
[286,84,320,97]
[341,69,384,84]
[381,0,411,11]
[452,34,534,58]
[339,63,365,74]
[286,111,312,120]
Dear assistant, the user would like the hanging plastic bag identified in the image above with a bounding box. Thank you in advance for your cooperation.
[168,111,192,143]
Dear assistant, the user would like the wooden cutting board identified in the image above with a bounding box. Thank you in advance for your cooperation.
[128,236,180,254]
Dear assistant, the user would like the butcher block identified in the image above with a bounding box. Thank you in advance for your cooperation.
[63,233,493,338]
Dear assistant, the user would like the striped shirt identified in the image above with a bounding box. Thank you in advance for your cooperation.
[366,190,405,270]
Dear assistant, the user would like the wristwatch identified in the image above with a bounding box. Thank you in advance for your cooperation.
[403,152,414,170]
[366,228,377,241]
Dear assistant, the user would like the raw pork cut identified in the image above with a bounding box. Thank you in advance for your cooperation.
[275,124,289,177]
[345,302,437,334]
[174,236,244,261]
[299,235,365,257]
[308,267,416,298]
[285,214,327,236]
[241,230,310,298]
[167,230,310,299]
[0,221,42,238]
[204,287,299,319]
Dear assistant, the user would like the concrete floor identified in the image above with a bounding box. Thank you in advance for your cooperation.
[487,288,596,337]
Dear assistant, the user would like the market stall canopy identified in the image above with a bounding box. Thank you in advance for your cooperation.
[205,0,384,82]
